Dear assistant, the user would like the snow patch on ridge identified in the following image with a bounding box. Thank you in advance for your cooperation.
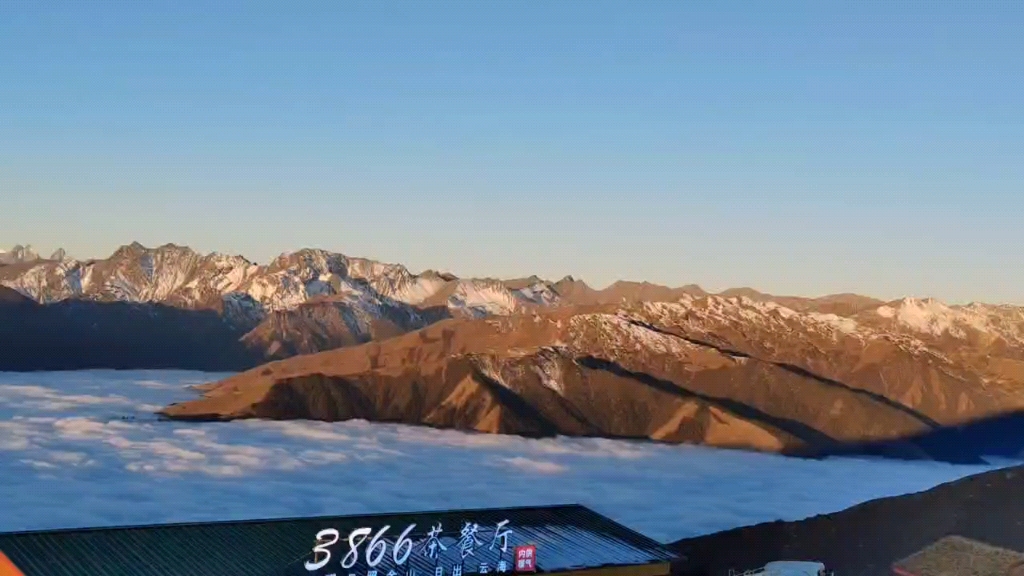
[569,313,700,357]
[513,282,561,306]
[807,313,860,335]
[875,298,1024,345]
[387,276,450,305]
[449,281,520,317]
[532,348,566,395]
[876,298,968,337]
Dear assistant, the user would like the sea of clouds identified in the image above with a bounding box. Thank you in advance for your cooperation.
[0,370,1014,543]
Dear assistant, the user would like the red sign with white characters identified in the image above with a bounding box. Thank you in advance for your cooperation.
[513,545,536,573]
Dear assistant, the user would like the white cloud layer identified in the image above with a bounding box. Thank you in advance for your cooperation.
[0,370,1015,543]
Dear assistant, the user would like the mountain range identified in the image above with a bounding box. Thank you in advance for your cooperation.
[0,241,896,369]
[4,242,1024,461]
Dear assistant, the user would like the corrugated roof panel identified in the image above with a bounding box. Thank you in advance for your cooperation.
[0,504,678,576]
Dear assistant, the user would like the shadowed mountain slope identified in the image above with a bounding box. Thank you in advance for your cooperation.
[671,465,1024,576]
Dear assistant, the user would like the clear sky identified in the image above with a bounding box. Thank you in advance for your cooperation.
[1,1,1021,304]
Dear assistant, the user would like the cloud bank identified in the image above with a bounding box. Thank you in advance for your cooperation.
[0,370,1013,542]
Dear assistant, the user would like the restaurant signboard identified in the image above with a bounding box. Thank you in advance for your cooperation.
[304,518,535,576]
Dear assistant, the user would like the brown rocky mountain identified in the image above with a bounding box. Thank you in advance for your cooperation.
[237,279,884,363]
[671,465,1024,576]
[161,294,1024,462]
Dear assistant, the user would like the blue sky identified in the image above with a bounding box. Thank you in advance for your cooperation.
[1,1,1021,303]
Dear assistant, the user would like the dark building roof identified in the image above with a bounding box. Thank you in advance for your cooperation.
[892,535,1024,576]
[0,504,678,576]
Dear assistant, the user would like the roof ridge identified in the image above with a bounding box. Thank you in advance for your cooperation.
[0,503,587,538]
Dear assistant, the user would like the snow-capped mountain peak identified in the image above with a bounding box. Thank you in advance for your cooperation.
[872,297,1024,346]
[0,243,564,328]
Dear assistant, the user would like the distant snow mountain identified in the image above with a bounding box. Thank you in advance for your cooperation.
[2,241,1022,375]
[0,244,68,265]
[0,244,41,265]
[0,243,571,367]
[0,242,560,328]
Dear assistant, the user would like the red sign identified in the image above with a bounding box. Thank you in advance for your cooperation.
[513,545,536,573]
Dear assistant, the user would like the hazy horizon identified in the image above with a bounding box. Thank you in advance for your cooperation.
[3,1,1022,304]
